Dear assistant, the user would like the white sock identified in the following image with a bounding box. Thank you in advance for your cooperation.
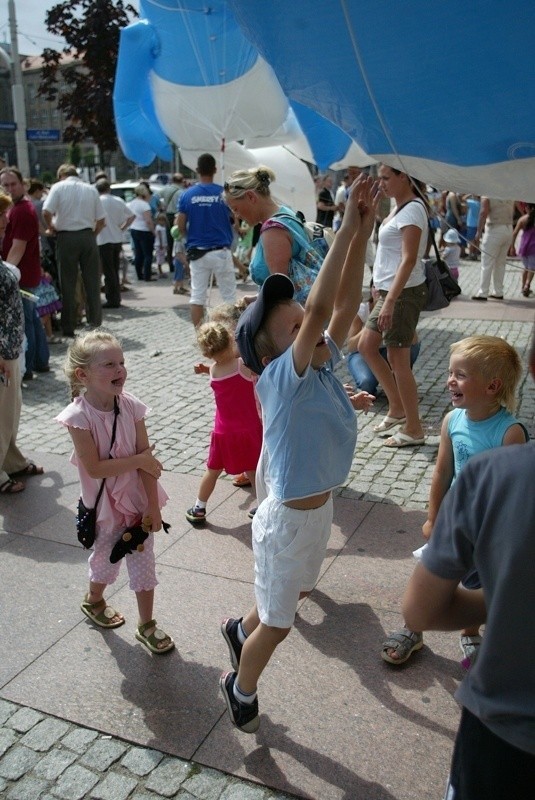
[237,621,247,644]
[233,680,256,705]
[194,499,207,510]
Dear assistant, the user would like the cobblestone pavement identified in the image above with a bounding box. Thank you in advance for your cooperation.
[1,257,534,799]
[17,259,535,511]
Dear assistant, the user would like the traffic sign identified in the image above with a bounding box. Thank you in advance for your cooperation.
[26,129,61,141]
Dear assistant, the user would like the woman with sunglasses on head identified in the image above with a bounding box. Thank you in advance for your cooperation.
[224,167,317,303]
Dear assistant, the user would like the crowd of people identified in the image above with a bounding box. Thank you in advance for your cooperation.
[1,156,534,797]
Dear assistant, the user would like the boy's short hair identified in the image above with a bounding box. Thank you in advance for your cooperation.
[450,335,523,412]
[235,274,294,375]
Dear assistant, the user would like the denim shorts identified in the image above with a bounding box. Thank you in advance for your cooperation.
[252,493,333,628]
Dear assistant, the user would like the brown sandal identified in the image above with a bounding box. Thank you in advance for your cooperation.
[0,478,25,494]
[80,595,125,628]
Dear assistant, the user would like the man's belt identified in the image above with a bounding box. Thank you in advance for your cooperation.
[187,246,228,261]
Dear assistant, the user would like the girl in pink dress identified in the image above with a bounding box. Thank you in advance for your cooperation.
[186,321,263,524]
[55,330,174,654]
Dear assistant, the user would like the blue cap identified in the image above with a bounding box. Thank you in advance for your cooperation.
[235,273,294,375]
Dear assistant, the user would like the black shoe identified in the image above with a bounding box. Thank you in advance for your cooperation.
[221,617,243,670]
[219,671,259,733]
[35,365,50,373]
[471,295,487,301]
[102,303,121,309]
[23,370,34,381]
[247,508,257,519]
[489,294,504,300]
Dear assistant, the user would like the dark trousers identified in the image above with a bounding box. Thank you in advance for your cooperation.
[166,213,175,266]
[21,295,49,372]
[130,229,154,281]
[447,707,535,799]
[56,229,102,335]
[99,242,122,307]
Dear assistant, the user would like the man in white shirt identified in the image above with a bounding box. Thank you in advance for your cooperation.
[43,164,106,336]
[95,179,134,308]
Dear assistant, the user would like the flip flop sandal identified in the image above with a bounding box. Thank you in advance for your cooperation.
[381,628,423,665]
[373,415,406,434]
[383,432,426,448]
[135,619,175,654]
[0,478,25,494]
[232,473,252,487]
[80,596,125,628]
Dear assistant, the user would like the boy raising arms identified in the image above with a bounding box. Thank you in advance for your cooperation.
[220,175,378,732]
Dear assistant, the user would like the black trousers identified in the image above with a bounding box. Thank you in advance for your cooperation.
[447,707,535,799]
[99,242,122,307]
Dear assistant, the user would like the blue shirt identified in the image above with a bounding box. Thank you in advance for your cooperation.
[178,182,233,249]
[255,335,357,501]
[448,406,526,479]
[249,205,302,286]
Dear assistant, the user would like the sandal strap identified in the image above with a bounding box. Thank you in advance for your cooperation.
[383,629,422,649]
[138,619,157,635]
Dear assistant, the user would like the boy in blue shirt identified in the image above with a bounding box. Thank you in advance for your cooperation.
[219,175,378,732]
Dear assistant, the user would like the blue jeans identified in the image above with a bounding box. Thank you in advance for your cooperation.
[22,295,49,373]
[347,342,421,395]
[130,229,155,281]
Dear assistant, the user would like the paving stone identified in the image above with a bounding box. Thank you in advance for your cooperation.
[0,776,7,793]
[219,783,269,800]
[89,771,138,800]
[79,739,128,771]
[6,774,49,800]
[20,718,70,752]
[34,747,78,780]
[51,764,100,800]
[0,745,40,780]
[183,766,230,799]
[0,700,17,726]
[0,728,17,757]
[144,756,191,797]
[120,745,164,776]
[7,707,44,733]
[61,728,99,753]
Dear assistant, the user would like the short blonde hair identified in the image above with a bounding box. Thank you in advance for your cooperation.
[450,335,523,412]
[224,166,275,198]
[64,329,121,399]
[0,191,12,214]
[196,321,233,359]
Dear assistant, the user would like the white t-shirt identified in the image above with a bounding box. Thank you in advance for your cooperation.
[373,199,427,290]
[127,198,152,232]
[97,194,133,245]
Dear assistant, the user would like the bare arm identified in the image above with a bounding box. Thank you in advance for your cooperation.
[4,239,27,266]
[502,423,528,446]
[135,419,162,531]
[177,212,187,237]
[142,210,155,233]
[422,414,454,539]
[260,226,293,276]
[121,214,135,231]
[68,426,162,480]
[403,562,486,632]
[377,223,423,332]
[346,313,365,353]
[328,179,379,348]
[94,218,106,236]
[292,176,373,374]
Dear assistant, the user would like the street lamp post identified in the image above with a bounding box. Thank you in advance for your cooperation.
[7,0,30,175]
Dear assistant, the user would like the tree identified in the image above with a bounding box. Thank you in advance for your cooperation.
[39,0,137,165]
